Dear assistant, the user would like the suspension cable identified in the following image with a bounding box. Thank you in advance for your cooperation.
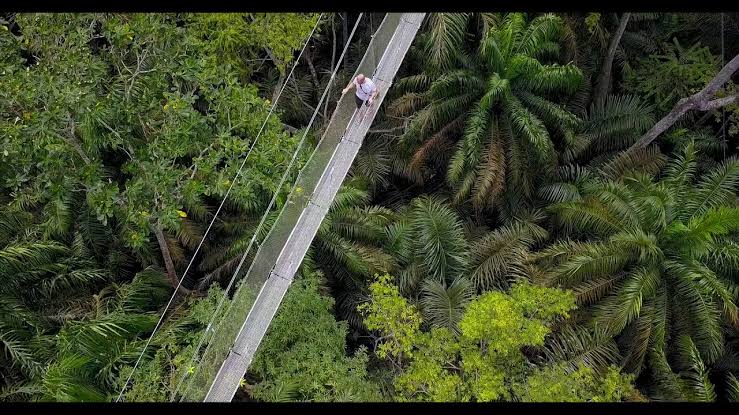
[721,12,726,159]
[173,13,365,402]
[115,13,324,402]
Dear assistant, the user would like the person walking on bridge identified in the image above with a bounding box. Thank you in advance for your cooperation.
[342,74,378,109]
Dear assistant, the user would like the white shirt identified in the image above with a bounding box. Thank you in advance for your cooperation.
[354,78,377,101]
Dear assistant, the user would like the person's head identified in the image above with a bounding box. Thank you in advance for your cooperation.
[356,74,366,84]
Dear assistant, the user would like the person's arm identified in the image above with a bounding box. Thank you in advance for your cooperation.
[341,78,355,95]
[368,86,379,105]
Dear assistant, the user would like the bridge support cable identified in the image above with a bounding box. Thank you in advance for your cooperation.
[114,14,324,402]
[202,12,425,403]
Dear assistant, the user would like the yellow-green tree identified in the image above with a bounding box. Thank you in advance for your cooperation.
[359,274,639,402]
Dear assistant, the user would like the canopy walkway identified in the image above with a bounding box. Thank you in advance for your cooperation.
[177,13,425,403]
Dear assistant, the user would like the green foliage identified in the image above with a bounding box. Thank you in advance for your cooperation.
[459,284,576,355]
[515,363,637,402]
[1,266,174,402]
[249,270,380,402]
[117,284,225,402]
[537,145,739,399]
[359,275,637,402]
[0,12,321,402]
[187,13,320,76]
[3,11,739,404]
[395,13,583,212]
[623,38,719,112]
[358,274,422,361]
[0,13,308,254]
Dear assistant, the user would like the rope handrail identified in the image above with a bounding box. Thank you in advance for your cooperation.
[115,13,324,402]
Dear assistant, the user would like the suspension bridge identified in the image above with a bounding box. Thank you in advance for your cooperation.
[119,12,425,403]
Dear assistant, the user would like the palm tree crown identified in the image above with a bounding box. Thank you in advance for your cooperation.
[394,13,583,213]
[534,143,739,398]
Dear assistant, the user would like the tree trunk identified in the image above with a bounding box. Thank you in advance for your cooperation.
[282,123,298,134]
[301,47,321,96]
[592,13,631,106]
[150,222,191,294]
[265,47,284,104]
[629,53,739,151]
[64,117,91,165]
[272,72,285,104]
[290,77,322,119]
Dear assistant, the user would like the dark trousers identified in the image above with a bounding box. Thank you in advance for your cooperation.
[354,95,369,109]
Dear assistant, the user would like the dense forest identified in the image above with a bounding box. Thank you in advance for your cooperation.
[1,12,739,402]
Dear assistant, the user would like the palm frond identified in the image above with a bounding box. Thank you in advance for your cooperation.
[549,197,625,237]
[115,268,170,313]
[517,13,563,57]
[467,220,541,291]
[727,373,739,402]
[41,354,106,402]
[409,196,468,282]
[597,146,666,180]
[537,164,593,203]
[583,94,655,153]
[0,330,42,377]
[353,138,392,190]
[676,335,717,402]
[543,324,622,374]
[505,94,553,161]
[422,13,472,72]
[394,73,434,95]
[470,125,506,211]
[420,277,473,335]
[525,63,583,96]
[594,266,661,334]
[0,242,69,286]
[0,209,32,245]
[546,241,630,288]
[681,157,739,221]
[669,261,724,364]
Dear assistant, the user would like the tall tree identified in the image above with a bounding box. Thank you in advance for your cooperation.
[359,274,640,402]
[393,13,583,213]
[0,13,316,291]
[535,144,739,399]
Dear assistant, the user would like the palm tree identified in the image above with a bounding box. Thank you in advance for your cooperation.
[0,195,173,402]
[0,264,171,402]
[533,143,739,399]
[391,13,583,213]
[310,180,396,329]
[387,195,548,333]
[0,204,111,394]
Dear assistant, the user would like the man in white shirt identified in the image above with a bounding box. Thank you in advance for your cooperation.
[341,74,378,109]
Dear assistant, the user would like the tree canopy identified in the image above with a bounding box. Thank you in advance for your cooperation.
[2,11,739,403]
